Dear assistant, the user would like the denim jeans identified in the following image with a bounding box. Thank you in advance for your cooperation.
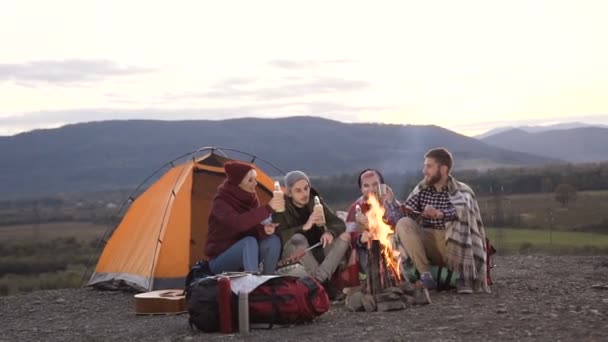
[208,235,281,275]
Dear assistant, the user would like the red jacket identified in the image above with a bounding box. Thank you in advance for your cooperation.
[204,182,272,259]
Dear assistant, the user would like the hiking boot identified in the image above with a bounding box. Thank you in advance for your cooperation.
[457,277,473,294]
[420,272,437,290]
[323,282,345,301]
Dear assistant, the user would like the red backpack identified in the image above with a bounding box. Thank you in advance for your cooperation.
[248,276,330,327]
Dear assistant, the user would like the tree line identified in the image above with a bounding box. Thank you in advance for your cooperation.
[313,162,608,206]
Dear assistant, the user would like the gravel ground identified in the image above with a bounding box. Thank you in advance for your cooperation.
[2,254,608,342]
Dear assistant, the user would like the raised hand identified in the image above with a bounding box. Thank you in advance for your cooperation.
[380,184,395,203]
[355,211,369,230]
[264,223,279,235]
[268,195,285,212]
[320,232,334,248]
[303,210,324,231]
[360,231,371,244]
[422,205,443,219]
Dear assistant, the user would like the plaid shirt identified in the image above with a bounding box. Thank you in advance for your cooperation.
[404,185,457,229]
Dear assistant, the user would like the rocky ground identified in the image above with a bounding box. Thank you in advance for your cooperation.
[2,254,608,342]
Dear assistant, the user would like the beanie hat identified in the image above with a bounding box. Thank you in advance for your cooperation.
[224,161,254,185]
[284,170,310,191]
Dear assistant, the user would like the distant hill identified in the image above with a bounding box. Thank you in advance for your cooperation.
[481,127,608,163]
[476,122,608,139]
[0,116,556,198]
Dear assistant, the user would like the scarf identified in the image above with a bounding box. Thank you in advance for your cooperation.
[215,180,259,213]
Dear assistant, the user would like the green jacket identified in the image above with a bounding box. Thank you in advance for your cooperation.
[272,187,346,246]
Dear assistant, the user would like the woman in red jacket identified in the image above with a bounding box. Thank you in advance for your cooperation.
[205,161,283,275]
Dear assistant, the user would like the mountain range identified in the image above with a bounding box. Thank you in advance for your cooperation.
[480,126,608,163]
[0,116,556,199]
[475,122,608,139]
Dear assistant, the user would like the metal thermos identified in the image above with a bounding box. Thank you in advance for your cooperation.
[238,291,249,333]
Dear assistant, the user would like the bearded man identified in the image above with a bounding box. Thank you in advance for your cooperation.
[395,148,490,294]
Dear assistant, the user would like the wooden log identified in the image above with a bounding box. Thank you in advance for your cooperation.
[367,240,382,295]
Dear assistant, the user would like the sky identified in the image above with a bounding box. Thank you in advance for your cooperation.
[1,0,607,137]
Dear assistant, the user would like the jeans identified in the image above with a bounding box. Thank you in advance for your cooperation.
[208,235,281,275]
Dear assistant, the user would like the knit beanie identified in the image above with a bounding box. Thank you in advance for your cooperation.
[284,170,310,191]
[224,161,254,185]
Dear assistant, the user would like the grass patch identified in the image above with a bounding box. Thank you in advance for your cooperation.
[487,227,608,254]
[0,222,105,296]
[479,190,608,232]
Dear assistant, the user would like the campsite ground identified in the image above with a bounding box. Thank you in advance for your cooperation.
[2,254,607,342]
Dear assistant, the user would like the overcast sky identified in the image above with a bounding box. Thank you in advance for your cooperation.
[1,0,607,136]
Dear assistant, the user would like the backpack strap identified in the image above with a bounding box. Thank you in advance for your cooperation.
[299,276,319,300]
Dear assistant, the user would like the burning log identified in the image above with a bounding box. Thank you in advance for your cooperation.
[367,240,382,296]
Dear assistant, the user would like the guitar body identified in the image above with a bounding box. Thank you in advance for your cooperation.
[134,289,187,315]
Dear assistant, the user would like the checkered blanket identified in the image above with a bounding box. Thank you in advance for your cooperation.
[408,177,490,292]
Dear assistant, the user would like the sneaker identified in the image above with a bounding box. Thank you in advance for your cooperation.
[420,272,437,290]
[457,277,473,294]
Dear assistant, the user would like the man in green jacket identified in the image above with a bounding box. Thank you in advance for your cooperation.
[273,171,351,284]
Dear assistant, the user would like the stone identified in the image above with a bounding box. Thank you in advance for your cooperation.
[401,295,415,306]
[413,287,432,305]
[345,292,364,312]
[398,281,415,295]
[374,292,401,303]
[497,307,508,314]
[383,287,404,295]
[376,301,406,312]
[361,294,376,312]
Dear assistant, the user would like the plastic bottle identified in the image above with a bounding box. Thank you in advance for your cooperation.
[273,181,285,212]
[218,276,232,334]
[238,291,249,333]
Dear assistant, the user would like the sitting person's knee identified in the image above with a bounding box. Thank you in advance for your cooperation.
[241,236,260,255]
[242,236,258,246]
[267,234,281,246]
[288,233,309,247]
[339,232,351,243]
[395,217,417,234]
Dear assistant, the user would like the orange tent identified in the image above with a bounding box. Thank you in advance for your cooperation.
[88,150,277,292]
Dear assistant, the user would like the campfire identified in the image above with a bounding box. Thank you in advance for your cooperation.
[344,193,431,312]
[364,194,402,295]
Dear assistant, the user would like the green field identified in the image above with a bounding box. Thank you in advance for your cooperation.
[0,222,106,296]
[487,227,608,253]
[0,221,107,241]
[478,190,608,232]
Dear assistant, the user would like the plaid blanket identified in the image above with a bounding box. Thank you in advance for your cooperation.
[408,177,490,292]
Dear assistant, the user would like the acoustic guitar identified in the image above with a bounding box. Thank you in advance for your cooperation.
[134,289,187,315]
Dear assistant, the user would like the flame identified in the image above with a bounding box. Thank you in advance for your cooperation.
[365,194,401,281]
